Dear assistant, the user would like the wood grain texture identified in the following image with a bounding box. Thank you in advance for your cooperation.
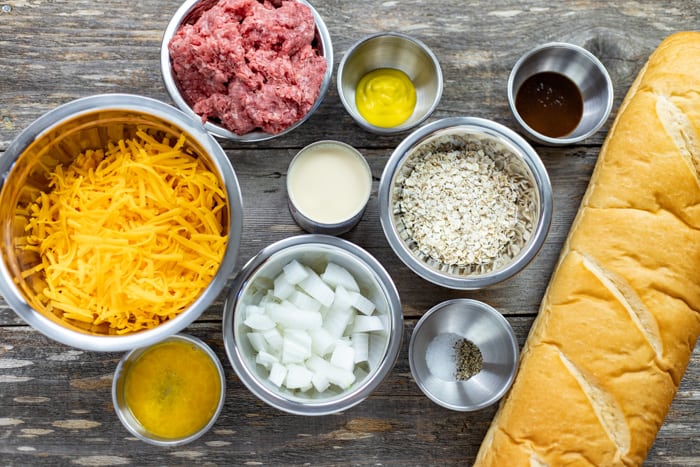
[1,0,699,464]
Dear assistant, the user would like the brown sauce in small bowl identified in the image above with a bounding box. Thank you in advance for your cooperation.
[515,72,583,138]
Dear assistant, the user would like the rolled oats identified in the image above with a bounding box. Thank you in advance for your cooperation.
[396,134,535,273]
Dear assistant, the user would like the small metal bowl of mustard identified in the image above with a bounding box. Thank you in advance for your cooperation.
[112,334,226,446]
[409,299,519,411]
[337,32,443,135]
[507,42,614,146]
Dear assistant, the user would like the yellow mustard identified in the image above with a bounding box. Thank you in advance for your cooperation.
[124,340,221,439]
[355,68,416,128]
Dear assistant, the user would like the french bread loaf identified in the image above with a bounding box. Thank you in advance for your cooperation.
[474,31,700,467]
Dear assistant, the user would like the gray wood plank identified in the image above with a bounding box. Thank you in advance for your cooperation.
[1,0,699,464]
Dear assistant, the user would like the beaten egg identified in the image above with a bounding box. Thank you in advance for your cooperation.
[121,337,223,440]
[355,68,416,128]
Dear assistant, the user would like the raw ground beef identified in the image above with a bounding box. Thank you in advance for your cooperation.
[169,0,327,135]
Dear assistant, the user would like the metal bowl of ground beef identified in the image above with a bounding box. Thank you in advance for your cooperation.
[378,117,553,290]
[161,0,333,142]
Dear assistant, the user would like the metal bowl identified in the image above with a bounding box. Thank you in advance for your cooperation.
[222,234,403,416]
[378,117,552,290]
[112,333,226,446]
[161,0,333,142]
[0,94,243,351]
[337,32,443,135]
[409,299,519,411]
[507,42,614,146]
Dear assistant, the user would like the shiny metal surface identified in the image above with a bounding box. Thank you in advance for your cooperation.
[160,0,333,142]
[507,42,614,145]
[112,333,226,446]
[378,117,552,290]
[0,94,243,351]
[409,299,519,412]
[222,234,403,416]
[337,32,443,135]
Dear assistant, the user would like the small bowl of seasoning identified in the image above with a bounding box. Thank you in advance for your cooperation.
[378,116,552,290]
[409,299,519,411]
[287,140,373,235]
[337,32,443,135]
[507,42,614,145]
[112,334,226,446]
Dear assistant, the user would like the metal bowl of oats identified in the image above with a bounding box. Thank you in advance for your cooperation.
[378,117,553,290]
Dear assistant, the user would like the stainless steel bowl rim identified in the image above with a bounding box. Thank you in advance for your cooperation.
[408,298,519,411]
[336,31,444,135]
[507,42,614,146]
[378,116,553,290]
[0,93,243,352]
[161,0,334,142]
[112,333,226,446]
[222,234,403,415]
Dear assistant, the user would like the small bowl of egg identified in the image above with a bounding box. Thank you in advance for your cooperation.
[112,333,226,446]
[337,32,443,135]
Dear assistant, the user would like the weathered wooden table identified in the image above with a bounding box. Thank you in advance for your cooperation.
[1,1,699,465]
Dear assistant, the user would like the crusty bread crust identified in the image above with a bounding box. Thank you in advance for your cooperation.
[474,32,700,467]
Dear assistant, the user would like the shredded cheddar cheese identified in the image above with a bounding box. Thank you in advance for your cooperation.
[21,130,228,334]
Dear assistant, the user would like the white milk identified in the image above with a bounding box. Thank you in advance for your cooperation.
[287,141,372,225]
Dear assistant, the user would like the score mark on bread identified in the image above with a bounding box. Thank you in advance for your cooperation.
[474,32,700,466]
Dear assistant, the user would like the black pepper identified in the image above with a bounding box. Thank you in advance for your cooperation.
[454,338,483,381]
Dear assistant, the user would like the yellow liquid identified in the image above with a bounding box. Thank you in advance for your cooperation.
[355,68,417,128]
[124,340,222,439]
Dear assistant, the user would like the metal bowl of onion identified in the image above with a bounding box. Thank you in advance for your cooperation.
[378,117,553,290]
[222,234,403,415]
[161,0,333,142]
[0,94,243,351]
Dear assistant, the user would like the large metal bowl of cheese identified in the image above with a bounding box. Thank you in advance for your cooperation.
[0,94,243,351]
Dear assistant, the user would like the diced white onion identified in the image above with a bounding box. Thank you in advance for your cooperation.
[288,290,322,313]
[352,315,384,333]
[321,262,360,292]
[243,313,276,331]
[247,332,267,353]
[262,328,283,352]
[285,364,313,389]
[298,267,335,307]
[350,291,376,315]
[351,332,369,364]
[310,327,335,356]
[322,306,355,339]
[330,341,355,372]
[269,362,287,387]
[242,258,386,397]
[311,371,330,393]
[273,274,295,300]
[255,351,278,369]
[282,259,309,285]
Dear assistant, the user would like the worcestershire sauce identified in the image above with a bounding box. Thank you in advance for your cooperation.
[515,72,583,138]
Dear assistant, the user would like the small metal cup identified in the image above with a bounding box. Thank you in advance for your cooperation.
[287,140,372,236]
[409,299,519,411]
[507,42,614,145]
[337,32,443,135]
[112,334,226,446]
